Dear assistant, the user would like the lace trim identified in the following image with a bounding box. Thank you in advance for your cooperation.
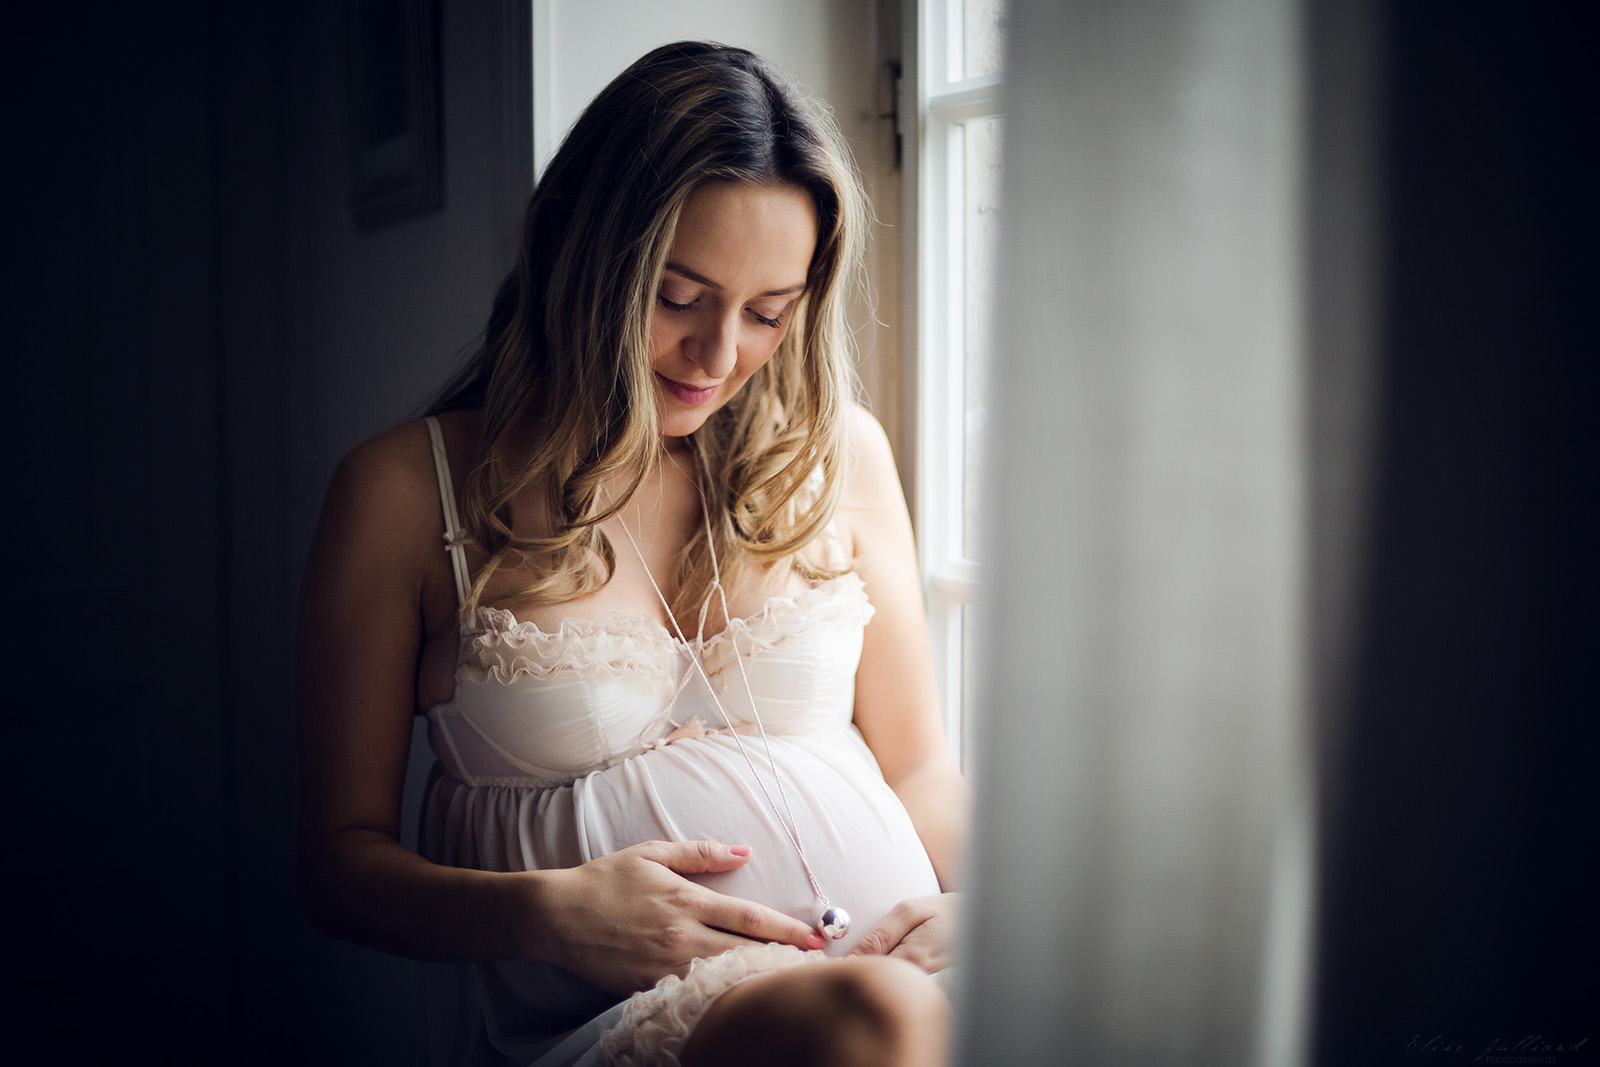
[456,610,681,686]
[457,574,872,687]
[716,572,872,658]
[600,943,824,1066]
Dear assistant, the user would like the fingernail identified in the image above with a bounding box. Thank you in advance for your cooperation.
[729,845,752,857]
[806,933,826,951]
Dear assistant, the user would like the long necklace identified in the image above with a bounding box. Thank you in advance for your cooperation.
[604,470,851,942]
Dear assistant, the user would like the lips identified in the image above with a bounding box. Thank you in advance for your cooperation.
[655,373,720,405]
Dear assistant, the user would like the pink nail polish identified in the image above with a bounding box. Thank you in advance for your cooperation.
[806,933,826,951]
[729,845,752,857]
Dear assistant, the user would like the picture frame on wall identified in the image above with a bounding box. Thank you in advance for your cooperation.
[348,0,444,229]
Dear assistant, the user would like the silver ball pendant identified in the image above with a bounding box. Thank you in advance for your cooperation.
[818,906,851,940]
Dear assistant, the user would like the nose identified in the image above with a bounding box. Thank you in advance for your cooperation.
[690,313,739,379]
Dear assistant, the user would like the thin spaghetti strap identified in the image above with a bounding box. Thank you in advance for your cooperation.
[423,416,472,609]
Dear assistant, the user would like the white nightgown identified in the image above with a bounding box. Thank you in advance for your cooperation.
[416,417,942,1066]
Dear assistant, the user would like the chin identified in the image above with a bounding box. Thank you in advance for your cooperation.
[654,390,728,439]
[655,406,714,440]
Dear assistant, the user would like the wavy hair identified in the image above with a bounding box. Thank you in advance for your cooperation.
[428,41,866,621]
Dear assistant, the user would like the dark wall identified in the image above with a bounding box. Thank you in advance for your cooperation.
[10,0,240,1058]
[6,0,390,1057]
[1312,1,1596,1061]
[9,2,518,1060]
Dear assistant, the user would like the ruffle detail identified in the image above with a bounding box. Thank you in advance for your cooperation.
[696,574,872,693]
[600,943,824,1066]
[717,573,873,658]
[456,575,872,687]
[456,608,681,686]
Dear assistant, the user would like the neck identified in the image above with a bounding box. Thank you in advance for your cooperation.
[659,434,695,461]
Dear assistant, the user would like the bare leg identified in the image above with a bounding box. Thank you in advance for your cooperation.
[679,956,948,1067]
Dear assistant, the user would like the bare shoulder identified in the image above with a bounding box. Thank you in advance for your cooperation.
[841,402,905,510]
[828,402,913,565]
[323,421,438,547]
[308,414,478,596]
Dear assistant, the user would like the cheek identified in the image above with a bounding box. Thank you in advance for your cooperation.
[647,313,676,368]
[740,329,788,377]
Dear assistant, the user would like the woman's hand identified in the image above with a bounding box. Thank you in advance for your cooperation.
[847,894,959,974]
[526,840,825,995]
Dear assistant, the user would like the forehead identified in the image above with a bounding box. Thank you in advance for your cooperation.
[665,182,818,292]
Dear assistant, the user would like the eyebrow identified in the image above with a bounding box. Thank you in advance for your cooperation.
[663,261,806,298]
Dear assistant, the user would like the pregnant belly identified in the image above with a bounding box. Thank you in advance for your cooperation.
[569,730,941,954]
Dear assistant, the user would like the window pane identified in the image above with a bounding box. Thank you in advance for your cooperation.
[962,0,1007,79]
[961,114,1002,558]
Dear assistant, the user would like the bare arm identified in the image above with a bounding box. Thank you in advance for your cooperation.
[296,427,492,956]
[841,406,973,891]
[295,422,818,992]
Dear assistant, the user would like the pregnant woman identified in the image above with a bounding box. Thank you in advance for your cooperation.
[296,41,969,1066]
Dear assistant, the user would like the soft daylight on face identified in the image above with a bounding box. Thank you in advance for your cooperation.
[649,181,817,438]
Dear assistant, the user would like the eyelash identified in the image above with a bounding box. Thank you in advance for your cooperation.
[656,294,784,329]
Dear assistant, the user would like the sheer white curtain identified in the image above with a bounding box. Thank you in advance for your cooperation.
[955,0,1340,1061]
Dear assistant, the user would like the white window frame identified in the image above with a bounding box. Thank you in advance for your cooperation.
[903,0,1003,773]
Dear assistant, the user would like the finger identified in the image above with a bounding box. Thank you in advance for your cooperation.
[673,927,776,969]
[887,937,945,974]
[849,901,925,957]
[637,839,754,875]
[692,889,822,950]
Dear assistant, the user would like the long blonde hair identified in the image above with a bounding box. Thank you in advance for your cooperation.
[428,42,866,621]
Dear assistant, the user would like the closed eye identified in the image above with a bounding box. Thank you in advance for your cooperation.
[749,309,783,329]
[657,294,695,313]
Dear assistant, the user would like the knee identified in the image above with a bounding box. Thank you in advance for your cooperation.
[810,957,949,1067]
[682,956,948,1067]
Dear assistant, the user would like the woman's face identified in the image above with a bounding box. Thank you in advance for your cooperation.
[649,181,818,438]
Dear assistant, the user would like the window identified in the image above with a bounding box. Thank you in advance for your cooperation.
[905,0,1006,773]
